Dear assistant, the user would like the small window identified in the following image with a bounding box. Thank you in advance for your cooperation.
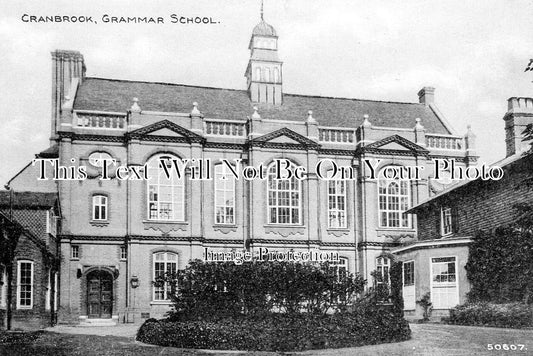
[92,195,108,221]
[120,246,127,260]
[46,210,58,236]
[17,261,33,309]
[403,261,414,286]
[333,257,348,280]
[440,208,453,236]
[71,245,80,259]
[376,257,391,286]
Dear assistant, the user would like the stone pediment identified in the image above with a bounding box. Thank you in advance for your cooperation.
[250,128,320,149]
[127,120,204,143]
[146,127,185,137]
[364,135,428,155]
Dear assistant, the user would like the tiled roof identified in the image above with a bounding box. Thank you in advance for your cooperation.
[38,144,59,158]
[74,77,451,134]
[0,191,58,209]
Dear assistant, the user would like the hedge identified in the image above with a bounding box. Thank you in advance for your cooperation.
[446,302,533,329]
[137,304,411,352]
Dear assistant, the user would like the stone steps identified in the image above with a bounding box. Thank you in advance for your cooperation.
[78,316,118,327]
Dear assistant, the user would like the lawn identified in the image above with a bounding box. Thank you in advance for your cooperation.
[1,323,532,356]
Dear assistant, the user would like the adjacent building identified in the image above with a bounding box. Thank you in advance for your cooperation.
[0,191,60,330]
[394,97,533,318]
[7,13,476,325]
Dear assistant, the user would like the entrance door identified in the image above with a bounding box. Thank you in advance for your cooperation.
[87,270,113,318]
[430,257,459,309]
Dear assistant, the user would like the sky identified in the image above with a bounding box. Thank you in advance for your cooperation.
[1,0,533,185]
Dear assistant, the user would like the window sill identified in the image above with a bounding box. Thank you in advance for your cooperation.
[143,220,188,233]
[326,228,350,237]
[143,220,187,224]
[150,301,173,305]
[90,220,109,227]
[16,306,33,310]
[213,225,238,234]
[376,227,415,232]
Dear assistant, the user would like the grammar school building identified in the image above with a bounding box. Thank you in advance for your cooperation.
[3,13,479,326]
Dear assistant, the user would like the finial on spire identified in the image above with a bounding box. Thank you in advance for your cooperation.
[260,0,264,20]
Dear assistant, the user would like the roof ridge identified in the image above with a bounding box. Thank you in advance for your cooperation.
[283,92,422,105]
[84,77,424,105]
[84,77,247,93]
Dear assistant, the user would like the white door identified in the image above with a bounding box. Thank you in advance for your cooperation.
[430,257,459,309]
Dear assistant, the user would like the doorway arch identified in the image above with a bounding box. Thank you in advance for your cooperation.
[86,269,113,318]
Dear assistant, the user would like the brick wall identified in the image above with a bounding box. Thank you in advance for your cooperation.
[9,233,55,330]
[417,155,533,240]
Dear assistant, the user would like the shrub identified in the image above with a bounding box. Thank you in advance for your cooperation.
[137,303,411,351]
[157,260,366,321]
[466,226,533,304]
[447,302,533,329]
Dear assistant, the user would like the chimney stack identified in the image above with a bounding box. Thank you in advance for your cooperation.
[418,87,435,106]
[504,97,533,156]
[51,50,86,141]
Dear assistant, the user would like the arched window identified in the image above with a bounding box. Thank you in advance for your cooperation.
[214,164,235,224]
[92,195,108,221]
[267,161,301,225]
[255,67,262,81]
[265,68,271,82]
[153,252,178,301]
[147,154,185,221]
[273,68,280,83]
[328,176,347,228]
[378,168,411,228]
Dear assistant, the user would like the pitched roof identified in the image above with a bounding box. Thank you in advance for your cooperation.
[0,191,58,209]
[74,78,451,134]
[408,152,533,212]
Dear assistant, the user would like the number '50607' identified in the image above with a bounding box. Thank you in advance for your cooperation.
[487,344,526,351]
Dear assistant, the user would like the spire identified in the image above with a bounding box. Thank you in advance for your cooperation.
[260,0,264,20]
